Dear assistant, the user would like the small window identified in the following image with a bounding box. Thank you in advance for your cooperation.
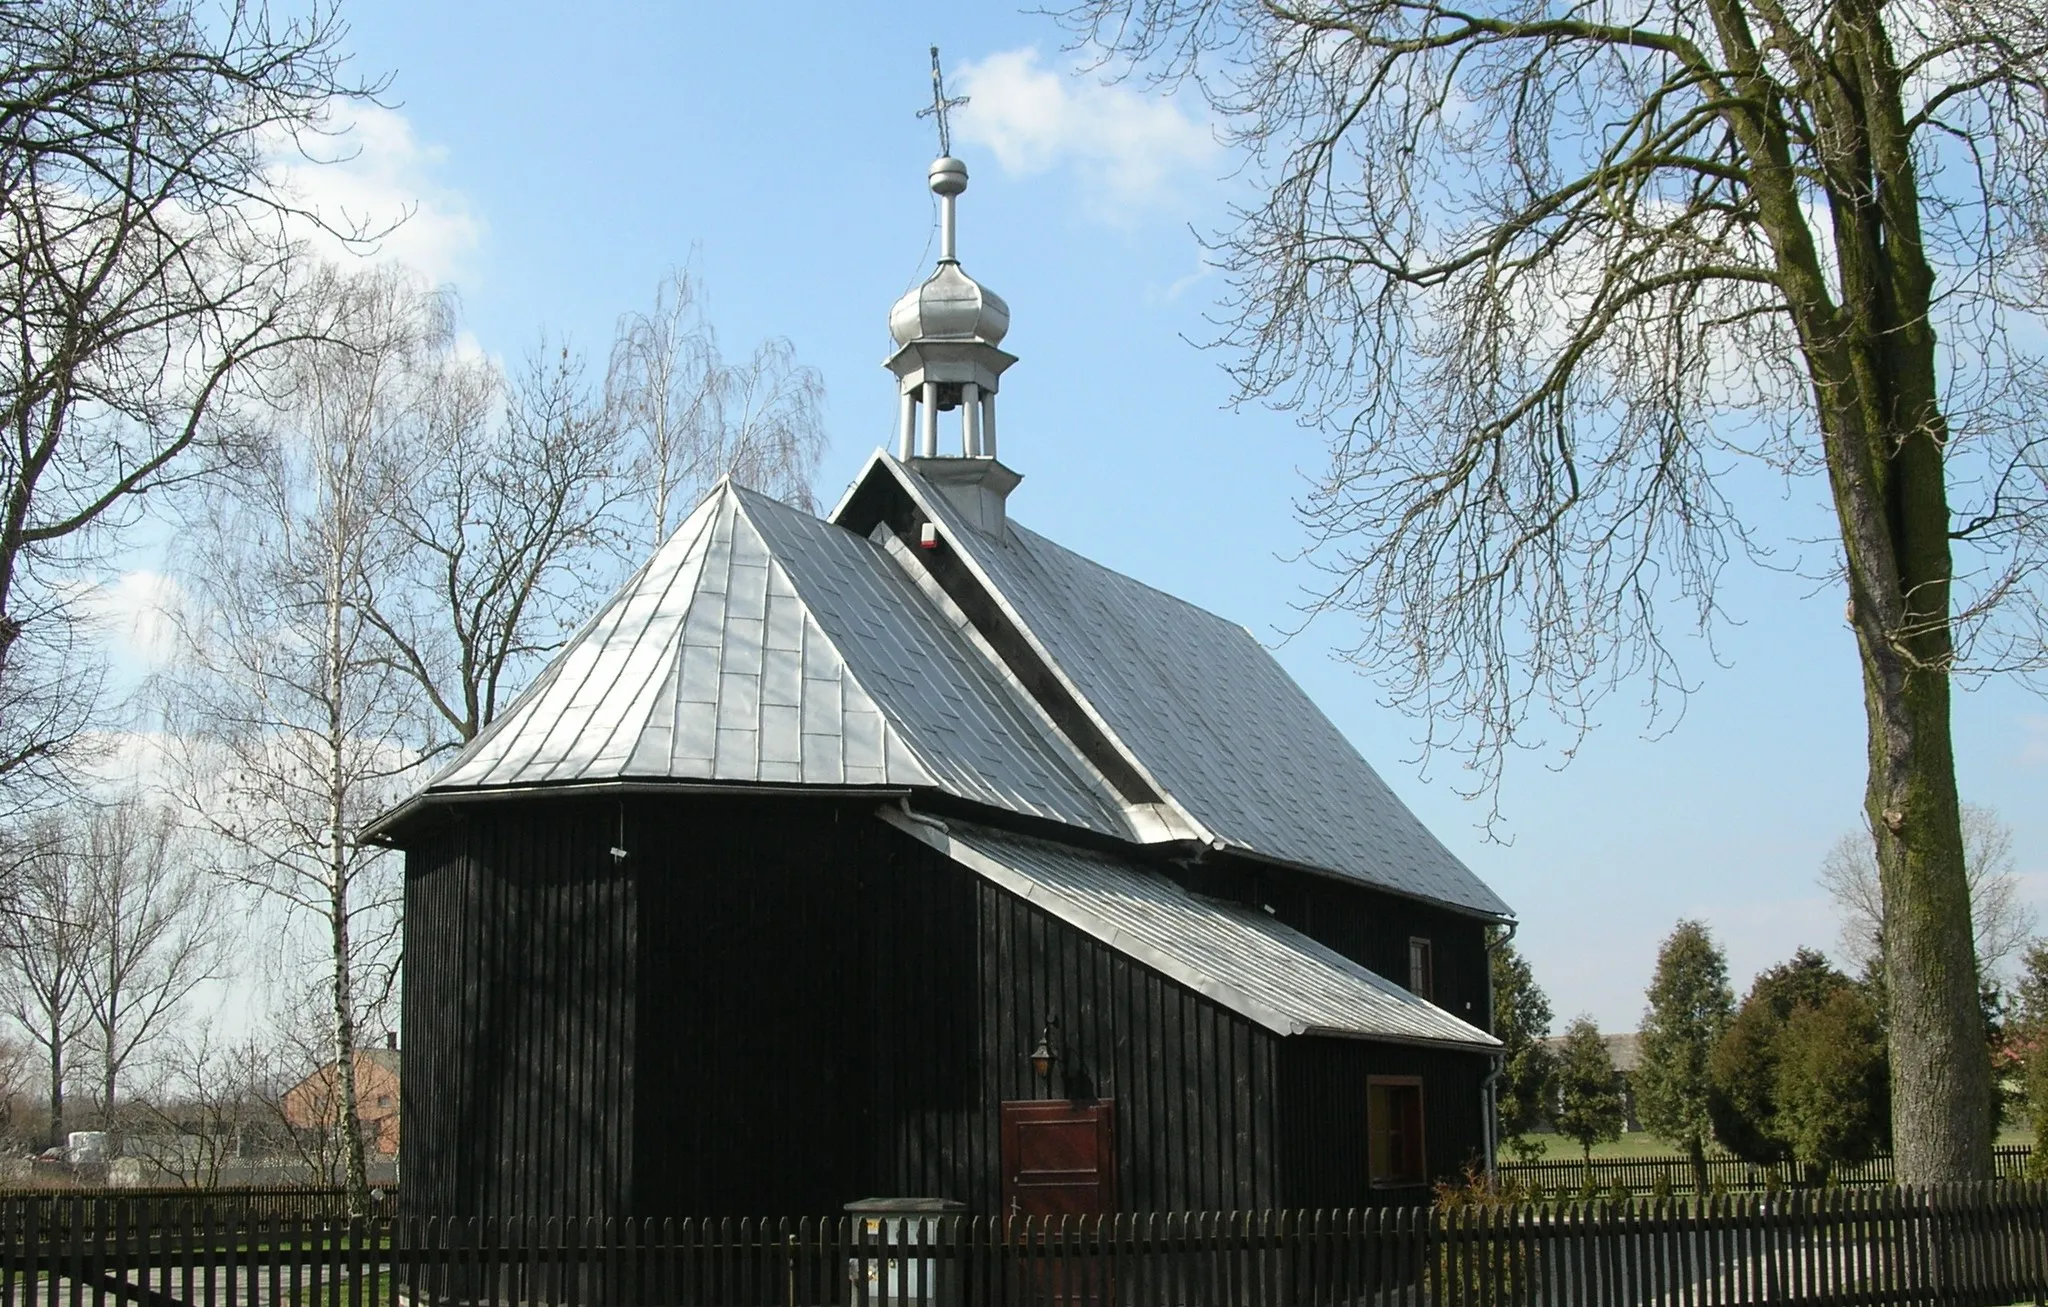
[1369,1078,1426,1186]
[377,1095,392,1108]
[1408,937,1434,1001]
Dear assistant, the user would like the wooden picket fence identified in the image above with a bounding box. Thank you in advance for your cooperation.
[1500,1145,2036,1195]
[0,1185,395,1229]
[1,1183,2045,1305]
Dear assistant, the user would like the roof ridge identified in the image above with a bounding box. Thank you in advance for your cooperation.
[722,486,941,790]
[862,455,1213,835]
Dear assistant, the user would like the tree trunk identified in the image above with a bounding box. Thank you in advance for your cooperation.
[1860,652,1991,1180]
[47,1038,63,1151]
[1814,282,1994,1183]
[331,860,369,1217]
[1686,1136,1709,1197]
[1823,3,1992,1185]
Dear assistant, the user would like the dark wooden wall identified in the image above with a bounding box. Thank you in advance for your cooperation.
[633,799,1282,1214]
[1275,1039,1492,1207]
[401,800,637,1220]
[400,794,1486,1219]
[881,834,1280,1213]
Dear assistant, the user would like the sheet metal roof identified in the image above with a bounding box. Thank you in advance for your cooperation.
[886,811,1499,1049]
[420,484,1124,835]
[396,450,1508,924]
[857,454,1513,918]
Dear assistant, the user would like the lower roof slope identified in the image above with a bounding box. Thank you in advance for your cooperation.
[886,810,1499,1049]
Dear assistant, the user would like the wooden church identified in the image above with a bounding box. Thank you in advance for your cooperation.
[371,145,1513,1221]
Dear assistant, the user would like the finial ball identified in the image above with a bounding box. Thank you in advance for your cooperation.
[929,156,968,197]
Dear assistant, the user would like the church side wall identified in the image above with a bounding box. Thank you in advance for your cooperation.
[1275,1038,1493,1206]
[403,794,1314,1217]
[401,800,637,1220]
[1286,882,1493,1032]
[1174,860,1495,1035]
[631,797,874,1214]
[631,802,1286,1214]
[879,830,1283,1213]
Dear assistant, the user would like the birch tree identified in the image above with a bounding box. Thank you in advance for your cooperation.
[1820,803,2034,978]
[0,0,373,793]
[367,340,625,745]
[609,270,828,542]
[1061,0,2048,1181]
[173,264,427,1215]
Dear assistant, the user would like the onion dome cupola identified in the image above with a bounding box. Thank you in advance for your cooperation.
[887,58,1022,536]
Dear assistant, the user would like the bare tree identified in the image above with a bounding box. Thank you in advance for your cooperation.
[171,263,427,1216]
[609,269,828,542]
[252,991,355,1185]
[1061,0,2048,1181]
[1822,804,2035,980]
[0,1030,31,1146]
[367,339,626,745]
[75,791,229,1119]
[0,0,377,795]
[122,1023,271,1188]
[0,815,86,1146]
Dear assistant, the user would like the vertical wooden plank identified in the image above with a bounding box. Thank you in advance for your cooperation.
[1,1197,16,1307]
[27,1196,46,1307]
[82,1198,103,1307]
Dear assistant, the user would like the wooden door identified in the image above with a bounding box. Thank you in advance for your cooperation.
[1002,1100,1116,1307]
[1001,1099,1117,1217]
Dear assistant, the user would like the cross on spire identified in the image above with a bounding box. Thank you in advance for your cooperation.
[916,45,969,157]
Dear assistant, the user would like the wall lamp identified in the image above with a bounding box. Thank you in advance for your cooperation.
[1029,1020,1059,1080]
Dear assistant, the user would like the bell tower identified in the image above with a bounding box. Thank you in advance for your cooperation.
[886,49,1022,535]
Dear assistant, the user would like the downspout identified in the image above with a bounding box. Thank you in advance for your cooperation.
[896,797,950,837]
[1482,919,1519,1183]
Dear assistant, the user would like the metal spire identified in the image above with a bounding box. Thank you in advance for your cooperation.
[916,46,969,157]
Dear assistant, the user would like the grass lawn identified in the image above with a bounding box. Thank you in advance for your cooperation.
[1507,1126,2035,1163]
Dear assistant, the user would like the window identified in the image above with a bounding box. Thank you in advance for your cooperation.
[1368,1078,1426,1187]
[1408,937,1434,1001]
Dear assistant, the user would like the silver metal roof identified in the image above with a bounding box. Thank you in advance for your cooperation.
[850,454,1514,919]
[422,483,1124,834]
[891,261,1010,347]
[396,447,1508,923]
[884,810,1500,1049]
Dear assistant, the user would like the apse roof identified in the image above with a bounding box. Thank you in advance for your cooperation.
[415,483,1125,836]
[886,812,1499,1049]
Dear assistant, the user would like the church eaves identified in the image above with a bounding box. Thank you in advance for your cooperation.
[387,481,1126,838]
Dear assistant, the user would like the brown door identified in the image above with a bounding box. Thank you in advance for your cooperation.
[1001,1099,1117,1217]
[1003,1100,1116,1307]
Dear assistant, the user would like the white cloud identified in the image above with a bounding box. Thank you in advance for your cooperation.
[72,727,183,795]
[72,569,186,668]
[953,49,1218,222]
[266,104,482,286]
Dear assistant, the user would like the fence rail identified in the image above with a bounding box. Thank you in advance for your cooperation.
[2,1183,2046,1306]
[1499,1144,2036,1195]
[0,1185,394,1229]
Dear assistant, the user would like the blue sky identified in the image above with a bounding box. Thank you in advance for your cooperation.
[123,0,2044,1030]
